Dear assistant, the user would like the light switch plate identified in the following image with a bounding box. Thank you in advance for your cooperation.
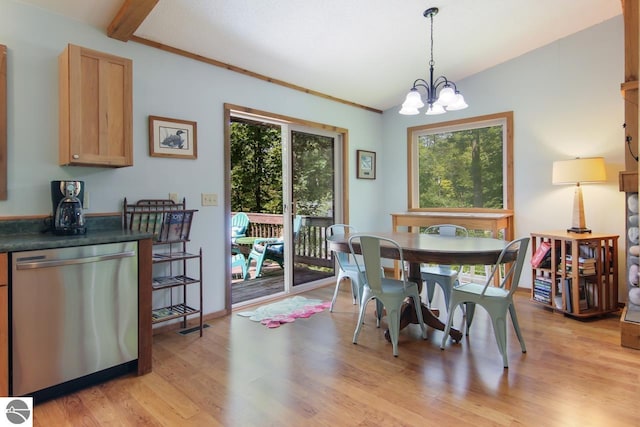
[201,193,218,206]
[169,193,179,203]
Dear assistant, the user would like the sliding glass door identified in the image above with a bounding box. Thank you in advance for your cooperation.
[290,127,341,287]
[229,109,344,305]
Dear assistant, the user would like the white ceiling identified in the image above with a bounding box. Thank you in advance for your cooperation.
[18,0,622,111]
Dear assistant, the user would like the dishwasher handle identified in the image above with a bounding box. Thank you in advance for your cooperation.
[15,250,136,270]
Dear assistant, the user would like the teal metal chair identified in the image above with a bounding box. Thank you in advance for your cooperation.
[231,247,248,280]
[440,237,530,368]
[349,234,427,357]
[247,215,302,278]
[420,224,468,311]
[231,212,250,243]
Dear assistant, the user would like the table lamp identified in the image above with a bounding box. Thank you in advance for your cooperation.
[552,157,606,233]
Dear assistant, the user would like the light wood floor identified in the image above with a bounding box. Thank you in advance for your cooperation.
[34,285,640,426]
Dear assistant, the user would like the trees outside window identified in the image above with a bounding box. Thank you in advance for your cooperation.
[408,112,513,212]
[230,118,282,214]
[230,118,336,217]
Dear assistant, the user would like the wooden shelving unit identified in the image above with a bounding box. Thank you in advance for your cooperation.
[124,198,203,336]
[531,231,619,318]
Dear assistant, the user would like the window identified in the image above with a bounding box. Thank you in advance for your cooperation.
[408,111,513,211]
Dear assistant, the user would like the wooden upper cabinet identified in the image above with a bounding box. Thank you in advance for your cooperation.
[59,44,133,167]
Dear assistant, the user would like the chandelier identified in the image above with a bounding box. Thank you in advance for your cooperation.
[399,7,468,115]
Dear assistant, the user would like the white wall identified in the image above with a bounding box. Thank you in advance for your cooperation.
[0,0,382,314]
[0,1,627,310]
[380,16,626,292]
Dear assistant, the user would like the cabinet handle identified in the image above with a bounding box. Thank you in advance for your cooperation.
[73,154,80,159]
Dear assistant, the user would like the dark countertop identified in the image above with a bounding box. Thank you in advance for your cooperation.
[0,215,154,252]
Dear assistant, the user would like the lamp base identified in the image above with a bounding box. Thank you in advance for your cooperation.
[567,227,592,234]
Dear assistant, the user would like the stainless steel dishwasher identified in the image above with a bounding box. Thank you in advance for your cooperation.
[11,241,138,398]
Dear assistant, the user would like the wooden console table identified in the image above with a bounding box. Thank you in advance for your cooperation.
[391,211,514,241]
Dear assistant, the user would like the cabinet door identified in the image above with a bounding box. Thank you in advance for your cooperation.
[59,44,133,167]
[0,253,7,396]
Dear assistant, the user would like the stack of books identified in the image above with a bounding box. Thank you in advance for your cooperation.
[533,276,552,303]
[565,255,596,275]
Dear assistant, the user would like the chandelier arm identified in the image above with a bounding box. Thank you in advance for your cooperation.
[432,76,451,89]
[411,79,432,91]
[410,79,437,105]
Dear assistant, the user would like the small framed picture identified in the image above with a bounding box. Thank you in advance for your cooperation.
[357,150,376,179]
[149,116,197,159]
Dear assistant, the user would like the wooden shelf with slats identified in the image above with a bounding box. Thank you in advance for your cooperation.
[531,231,619,318]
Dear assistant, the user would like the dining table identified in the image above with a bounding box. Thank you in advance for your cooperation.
[327,231,515,342]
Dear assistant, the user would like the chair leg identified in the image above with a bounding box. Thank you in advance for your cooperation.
[425,279,436,306]
[253,256,265,278]
[508,303,527,353]
[352,297,371,344]
[350,278,359,305]
[386,307,401,357]
[330,273,346,312]
[354,278,364,307]
[242,260,248,280]
[440,302,458,349]
[490,313,509,368]
[375,299,384,328]
[442,279,466,315]
[440,281,451,311]
[411,294,428,340]
[465,302,477,336]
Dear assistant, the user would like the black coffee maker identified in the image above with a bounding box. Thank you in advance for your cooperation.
[51,180,86,235]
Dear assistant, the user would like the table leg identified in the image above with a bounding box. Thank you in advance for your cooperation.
[386,261,462,342]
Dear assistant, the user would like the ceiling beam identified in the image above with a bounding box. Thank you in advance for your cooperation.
[107,0,159,42]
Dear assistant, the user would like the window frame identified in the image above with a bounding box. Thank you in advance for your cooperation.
[406,111,514,213]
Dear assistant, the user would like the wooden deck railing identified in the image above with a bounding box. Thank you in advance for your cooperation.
[236,213,334,268]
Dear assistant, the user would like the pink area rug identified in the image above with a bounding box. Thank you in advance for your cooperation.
[237,296,331,328]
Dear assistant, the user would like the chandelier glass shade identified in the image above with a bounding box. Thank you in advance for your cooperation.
[399,7,468,116]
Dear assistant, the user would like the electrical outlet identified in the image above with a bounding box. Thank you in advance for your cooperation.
[201,193,218,206]
[169,193,179,203]
[83,191,89,210]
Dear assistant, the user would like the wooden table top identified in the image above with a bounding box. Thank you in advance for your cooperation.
[328,231,512,265]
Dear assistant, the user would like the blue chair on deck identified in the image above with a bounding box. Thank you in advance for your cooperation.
[231,212,250,243]
[231,247,248,280]
[247,215,302,278]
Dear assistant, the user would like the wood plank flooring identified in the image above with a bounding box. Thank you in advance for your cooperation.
[34,285,640,426]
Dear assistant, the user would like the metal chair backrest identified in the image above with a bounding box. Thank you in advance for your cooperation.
[328,224,358,270]
[348,234,408,293]
[481,237,530,296]
[423,224,468,238]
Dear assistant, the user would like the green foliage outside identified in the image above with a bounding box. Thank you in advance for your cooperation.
[291,131,335,216]
[230,119,335,216]
[230,119,283,213]
[418,125,503,208]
